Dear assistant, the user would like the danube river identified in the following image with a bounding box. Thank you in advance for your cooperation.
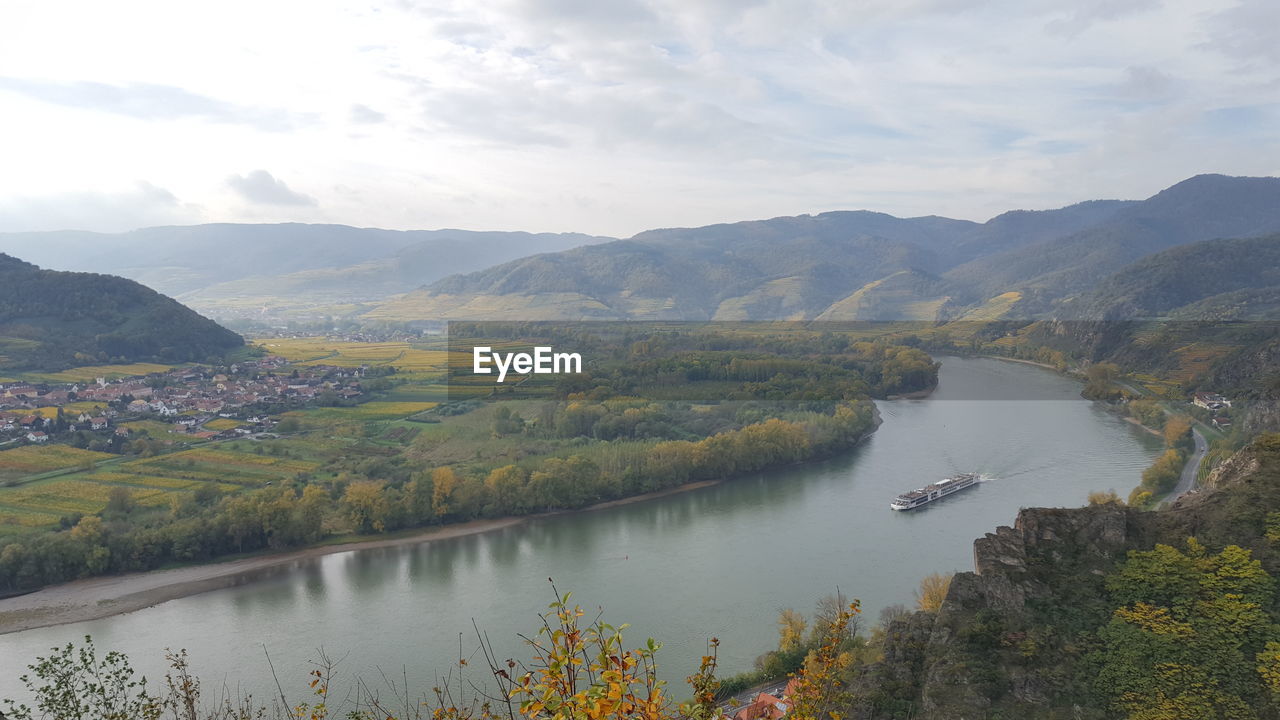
[0,357,1163,704]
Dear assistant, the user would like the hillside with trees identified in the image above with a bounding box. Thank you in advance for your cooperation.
[1073,234,1280,320]
[0,253,243,370]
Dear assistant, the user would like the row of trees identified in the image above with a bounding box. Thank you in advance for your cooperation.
[0,400,878,593]
[1128,414,1195,507]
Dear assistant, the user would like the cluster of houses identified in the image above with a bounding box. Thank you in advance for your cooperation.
[724,679,802,720]
[0,355,367,446]
[1192,391,1233,430]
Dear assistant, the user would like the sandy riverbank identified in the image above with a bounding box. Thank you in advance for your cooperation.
[0,478,726,636]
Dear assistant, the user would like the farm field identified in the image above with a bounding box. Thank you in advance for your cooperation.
[287,401,439,424]
[0,445,116,480]
[19,362,178,384]
[0,441,326,533]
[253,338,452,370]
[120,448,322,487]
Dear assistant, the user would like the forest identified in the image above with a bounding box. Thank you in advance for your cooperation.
[0,253,244,370]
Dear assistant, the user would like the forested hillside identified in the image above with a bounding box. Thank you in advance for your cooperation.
[1074,234,1280,320]
[0,254,243,370]
[945,174,1280,306]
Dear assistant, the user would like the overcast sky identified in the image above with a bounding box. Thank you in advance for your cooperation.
[0,0,1276,236]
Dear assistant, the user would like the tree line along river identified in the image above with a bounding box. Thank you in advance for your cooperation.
[0,356,1164,704]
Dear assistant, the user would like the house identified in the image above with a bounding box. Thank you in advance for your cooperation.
[26,431,48,443]
[151,402,178,417]
[90,417,109,430]
[1212,416,1233,430]
[1193,392,1231,410]
[733,693,789,720]
[127,399,150,413]
[114,426,131,438]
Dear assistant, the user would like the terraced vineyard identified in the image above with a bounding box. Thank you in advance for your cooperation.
[0,443,323,533]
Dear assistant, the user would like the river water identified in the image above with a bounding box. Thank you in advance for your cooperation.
[0,357,1163,705]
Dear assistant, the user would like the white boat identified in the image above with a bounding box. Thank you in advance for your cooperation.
[890,473,980,510]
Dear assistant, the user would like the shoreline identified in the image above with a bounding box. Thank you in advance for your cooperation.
[979,354,1064,373]
[0,387,898,637]
[886,378,938,400]
[0,478,728,636]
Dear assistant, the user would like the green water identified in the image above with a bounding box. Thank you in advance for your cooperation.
[0,357,1163,703]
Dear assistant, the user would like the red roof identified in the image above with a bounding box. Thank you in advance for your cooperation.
[733,693,788,720]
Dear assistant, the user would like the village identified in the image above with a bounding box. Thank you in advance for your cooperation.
[0,354,369,449]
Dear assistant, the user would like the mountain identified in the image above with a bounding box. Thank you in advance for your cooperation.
[370,200,1135,322]
[0,253,243,370]
[0,224,613,318]
[945,174,1280,308]
[1073,234,1280,320]
[1004,234,1280,390]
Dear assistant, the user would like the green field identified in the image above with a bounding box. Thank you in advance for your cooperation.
[0,441,324,533]
[0,445,116,480]
[19,362,178,383]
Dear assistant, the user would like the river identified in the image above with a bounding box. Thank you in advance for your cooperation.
[0,357,1164,705]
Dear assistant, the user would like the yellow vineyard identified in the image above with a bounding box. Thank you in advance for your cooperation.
[0,445,116,477]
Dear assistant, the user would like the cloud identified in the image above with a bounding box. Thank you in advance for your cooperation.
[226,170,317,207]
[0,77,312,132]
[1201,0,1280,67]
[0,0,1275,236]
[1042,0,1162,37]
[0,182,203,233]
[349,103,387,124]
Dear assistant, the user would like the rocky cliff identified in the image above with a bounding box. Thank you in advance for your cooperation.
[850,435,1280,719]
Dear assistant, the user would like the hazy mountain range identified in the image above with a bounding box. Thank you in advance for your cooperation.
[0,225,613,318]
[367,174,1280,323]
[2,174,1279,326]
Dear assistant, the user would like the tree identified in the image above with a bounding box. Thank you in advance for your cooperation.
[1164,415,1193,450]
[1088,489,1124,506]
[777,609,807,653]
[2,636,162,720]
[432,466,461,519]
[485,465,528,515]
[105,486,135,516]
[1093,540,1275,718]
[915,572,952,612]
[343,480,389,534]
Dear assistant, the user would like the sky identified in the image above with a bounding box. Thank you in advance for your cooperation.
[0,0,1277,237]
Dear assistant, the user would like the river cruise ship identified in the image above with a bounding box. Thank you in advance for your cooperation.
[890,472,980,510]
